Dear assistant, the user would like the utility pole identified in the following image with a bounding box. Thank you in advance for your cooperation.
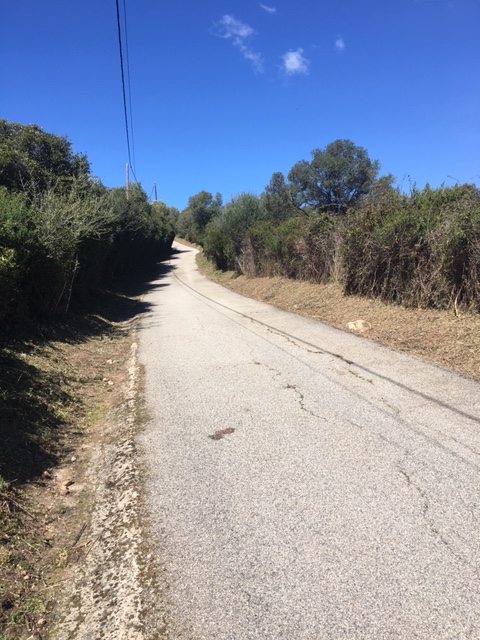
[126,163,130,200]
[154,182,157,202]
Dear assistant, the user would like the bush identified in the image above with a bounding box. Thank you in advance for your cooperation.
[0,247,18,321]
[344,184,480,309]
[239,215,338,283]
[218,193,266,255]
[203,222,235,271]
[239,221,279,277]
[25,184,114,314]
[0,181,174,321]
[0,188,31,321]
[0,121,176,324]
[104,185,174,280]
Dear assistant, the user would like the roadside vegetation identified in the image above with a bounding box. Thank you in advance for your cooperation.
[0,119,175,638]
[177,139,480,313]
[0,120,176,324]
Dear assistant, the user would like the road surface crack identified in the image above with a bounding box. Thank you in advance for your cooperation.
[285,383,326,421]
[266,328,324,356]
[397,465,479,576]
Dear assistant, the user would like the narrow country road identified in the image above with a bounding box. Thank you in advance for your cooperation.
[138,243,480,639]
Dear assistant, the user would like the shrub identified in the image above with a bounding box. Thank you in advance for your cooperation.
[203,222,235,271]
[0,188,31,321]
[343,184,480,309]
[239,221,279,277]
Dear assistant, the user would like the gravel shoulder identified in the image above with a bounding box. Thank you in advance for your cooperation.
[50,339,164,640]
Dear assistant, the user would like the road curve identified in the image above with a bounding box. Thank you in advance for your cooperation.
[138,243,480,639]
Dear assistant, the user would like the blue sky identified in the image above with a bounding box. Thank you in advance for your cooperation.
[2,0,479,210]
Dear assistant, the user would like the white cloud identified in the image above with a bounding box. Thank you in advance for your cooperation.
[213,15,265,72]
[282,49,309,75]
[215,15,254,39]
[335,37,345,52]
[240,47,265,72]
[260,3,277,13]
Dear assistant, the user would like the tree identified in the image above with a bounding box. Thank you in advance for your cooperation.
[288,139,380,214]
[0,120,90,195]
[152,201,180,233]
[180,190,223,243]
[0,120,178,320]
[216,193,266,252]
[105,184,174,278]
[261,172,299,222]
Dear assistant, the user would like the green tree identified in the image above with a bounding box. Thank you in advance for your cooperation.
[0,120,177,320]
[203,193,265,271]
[0,120,90,195]
[180,190,223,243]
[152,201,180,233]
[261,172,299,222]
[288,139,381,214]
[202,222,234,271]
[0,188,30,320]
[29,181,114,313]
[217,192,266,253]
[105,184,174,278]
[176,207,194,240]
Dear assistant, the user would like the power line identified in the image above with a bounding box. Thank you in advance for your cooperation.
[115,0,134,176]
[122,0,136,173]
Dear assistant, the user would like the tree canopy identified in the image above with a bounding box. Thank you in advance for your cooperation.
[178,190,222,243]
[0,120,175,322]
[288,139,381,214]
[0,120,90,194]
[261,172,299,222]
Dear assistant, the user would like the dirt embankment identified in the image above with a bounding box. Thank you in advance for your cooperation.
[195,252,480,382]
[0,286,165,640]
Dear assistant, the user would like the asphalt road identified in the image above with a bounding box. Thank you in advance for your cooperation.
[138,243,480,640]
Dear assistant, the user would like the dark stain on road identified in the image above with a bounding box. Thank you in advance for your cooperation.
[208,427,235,441]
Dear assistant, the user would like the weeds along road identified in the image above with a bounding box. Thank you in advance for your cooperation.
[138,242,480,640]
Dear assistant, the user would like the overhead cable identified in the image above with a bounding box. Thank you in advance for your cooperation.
[122,0,136,172]
[115,0,134,174]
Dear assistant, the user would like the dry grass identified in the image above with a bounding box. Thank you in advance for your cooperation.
[196,253,480,381]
